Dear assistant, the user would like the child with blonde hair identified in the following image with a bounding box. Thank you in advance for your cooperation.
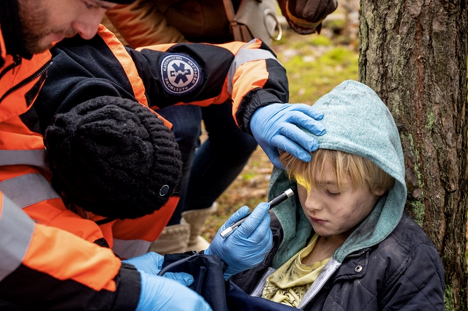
[228,80,444,310]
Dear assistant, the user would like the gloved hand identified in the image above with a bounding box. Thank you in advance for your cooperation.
[205,202,272,280]
[288,0,338,24]
[136,271,212,311]
[250,103,325,168]
[123,252,194,286]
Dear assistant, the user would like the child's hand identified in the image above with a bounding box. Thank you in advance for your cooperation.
[205,202,272,280]
[250,103,325,168]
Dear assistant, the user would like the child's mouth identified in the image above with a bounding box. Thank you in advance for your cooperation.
[310,217,327,224]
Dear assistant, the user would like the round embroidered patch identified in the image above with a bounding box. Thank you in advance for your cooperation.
[160,54,201,96]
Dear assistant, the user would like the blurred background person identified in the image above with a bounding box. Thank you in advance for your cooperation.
[103,0,339,254]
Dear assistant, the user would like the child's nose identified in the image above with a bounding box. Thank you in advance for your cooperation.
[304,192,323,211]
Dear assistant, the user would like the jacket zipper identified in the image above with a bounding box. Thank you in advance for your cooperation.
[0,55,21,81]
[0,59,53,105]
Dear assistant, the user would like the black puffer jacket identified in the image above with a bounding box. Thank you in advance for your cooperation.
[231,211,444,310]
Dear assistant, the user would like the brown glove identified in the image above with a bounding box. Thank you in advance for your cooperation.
[288,0,338,24]
[278,0,338,34]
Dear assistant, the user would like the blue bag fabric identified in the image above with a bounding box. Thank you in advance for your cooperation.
[160,252,299,311]
[159,251,228,311]
[226,280,299,311]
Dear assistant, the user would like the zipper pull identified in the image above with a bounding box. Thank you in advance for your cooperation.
[13,54,21,65]
[12,54,22,74]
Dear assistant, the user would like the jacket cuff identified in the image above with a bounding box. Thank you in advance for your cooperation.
[236,89,283,135]
[111,263,141,311]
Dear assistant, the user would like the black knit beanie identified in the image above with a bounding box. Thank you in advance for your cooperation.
[44,96,182,219]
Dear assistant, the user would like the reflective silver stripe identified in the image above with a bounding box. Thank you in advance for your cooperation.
[298,258,341,309]
[0,173,60,209]
[113,239,151,259]
[227,41,280,95]
[0,149,50,172]
[0,195,35,281]
[251,267,276,297]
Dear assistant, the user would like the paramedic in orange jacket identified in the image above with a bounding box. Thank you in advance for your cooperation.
[1,0,212,310]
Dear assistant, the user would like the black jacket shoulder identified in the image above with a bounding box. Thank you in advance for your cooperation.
[232,212,445,311]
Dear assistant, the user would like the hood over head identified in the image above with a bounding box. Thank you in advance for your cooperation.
[269,80,406,267]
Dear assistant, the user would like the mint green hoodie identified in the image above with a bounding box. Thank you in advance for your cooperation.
[267,80,407,307]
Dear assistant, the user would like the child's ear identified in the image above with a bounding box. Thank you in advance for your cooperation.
[373,188,386,196]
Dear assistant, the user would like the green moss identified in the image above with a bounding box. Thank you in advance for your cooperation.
[289,40,311,50]
[409,200,425,226]
[241,172,257,181]
[247,159,263,167]
[321,47,357,64]
[279,46,358,104]
[308,35,332,46]
[444,285,455,311]
[426,111,435,130]
[323,18,346,32]
[404,133,424,189]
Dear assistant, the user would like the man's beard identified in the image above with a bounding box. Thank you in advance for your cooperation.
[17,0,76,54]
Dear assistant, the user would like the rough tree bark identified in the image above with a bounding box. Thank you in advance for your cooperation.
[359,0,467,310]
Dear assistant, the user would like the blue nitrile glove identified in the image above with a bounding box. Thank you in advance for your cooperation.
[205,202,272,280]
[136,271,212,311]
[250,103,325,168]
[123,252,194,286]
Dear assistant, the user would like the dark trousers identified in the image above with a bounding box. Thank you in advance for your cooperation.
[158,101,258,225]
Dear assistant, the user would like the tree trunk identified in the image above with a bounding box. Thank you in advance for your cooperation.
[359,0,468,309]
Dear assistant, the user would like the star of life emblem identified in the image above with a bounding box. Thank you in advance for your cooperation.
[160,54,201,95]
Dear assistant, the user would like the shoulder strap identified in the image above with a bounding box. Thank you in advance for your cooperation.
[223,0,244,40]
[222,0,237,23]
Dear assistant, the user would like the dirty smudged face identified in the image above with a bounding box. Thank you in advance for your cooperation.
[297,160,383,242]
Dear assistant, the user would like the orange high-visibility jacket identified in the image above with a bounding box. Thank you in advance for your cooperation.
[0,25,140,309]
[0,23,288,309]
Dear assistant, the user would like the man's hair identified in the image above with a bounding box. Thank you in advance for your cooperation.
[280,149,395,194]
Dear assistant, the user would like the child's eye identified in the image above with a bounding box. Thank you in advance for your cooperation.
[326,190,340,196]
